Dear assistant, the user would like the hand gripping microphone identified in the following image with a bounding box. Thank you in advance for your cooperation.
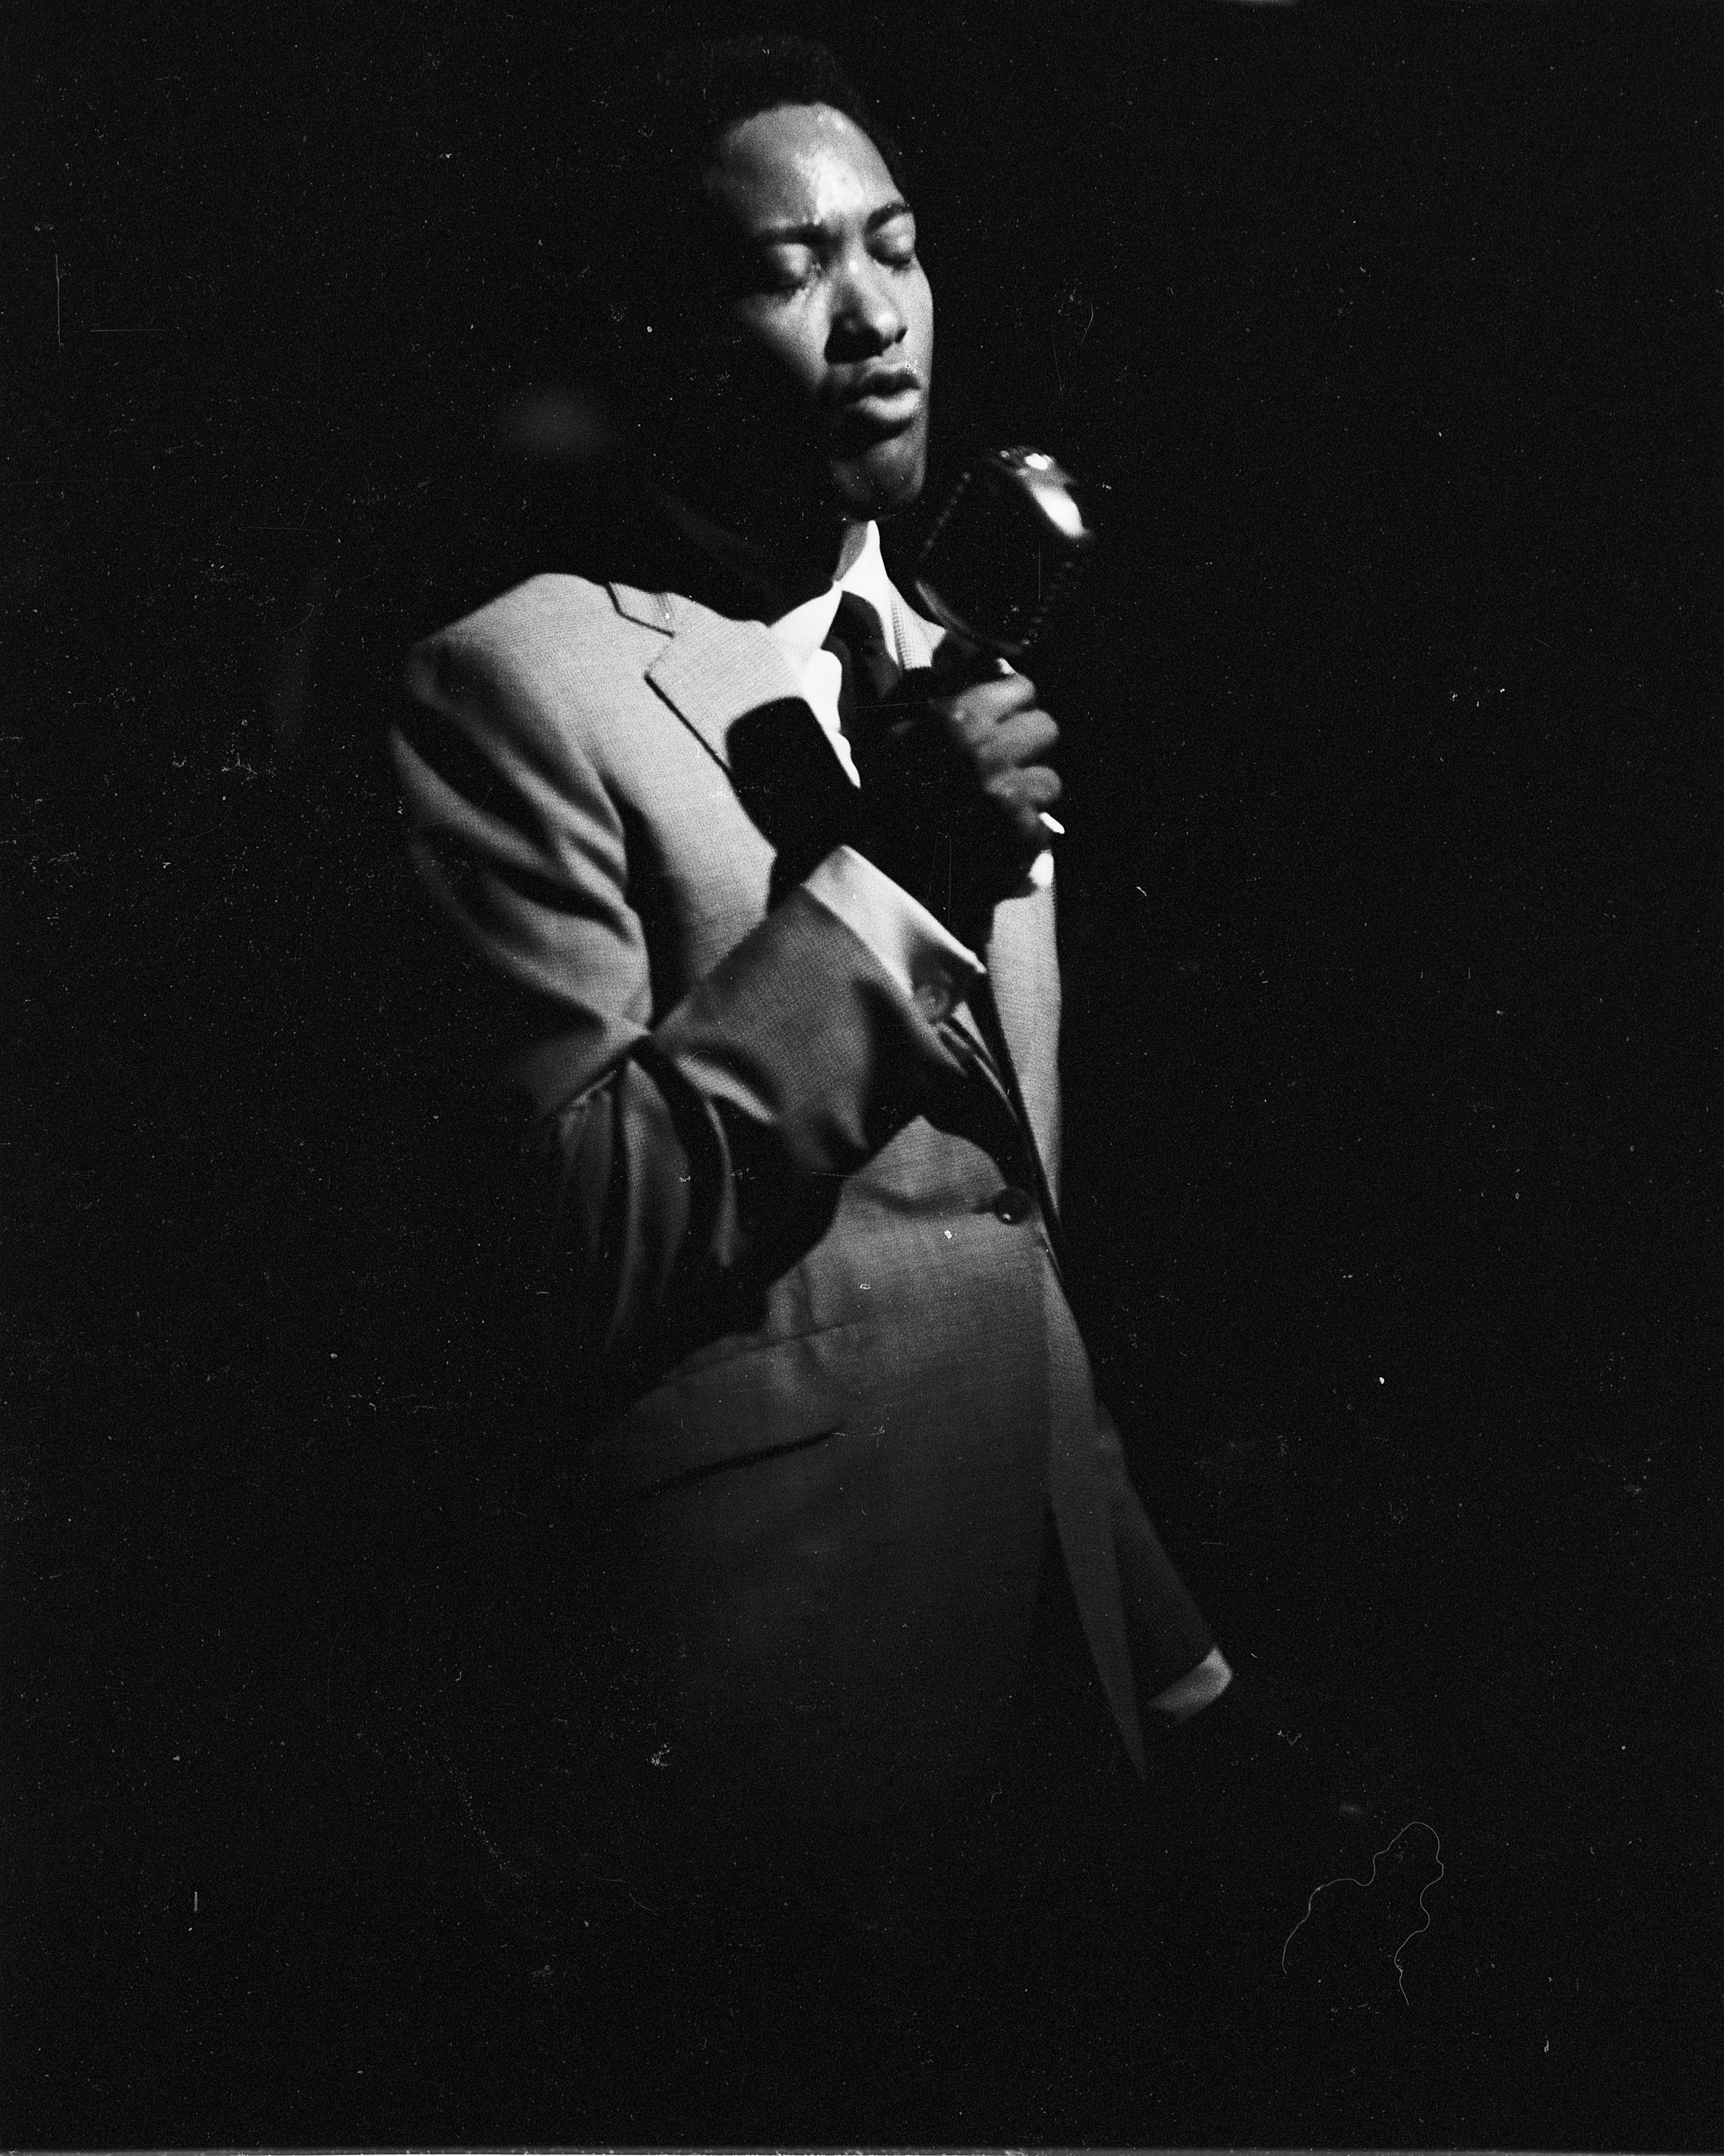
[912,446,1098,846]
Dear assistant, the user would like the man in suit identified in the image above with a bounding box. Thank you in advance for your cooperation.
[383,34,1255,2130]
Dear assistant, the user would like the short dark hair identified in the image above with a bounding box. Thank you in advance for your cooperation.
[636,35,909,201]
[591,37,912,397]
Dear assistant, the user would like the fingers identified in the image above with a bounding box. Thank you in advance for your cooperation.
[991,769,1064,862]
[929,633,1018,693]
[929,671,1039,727]
[922,685,1061,856]
[927,681,1057,766]
[975,707,1059,774]
[997,764,1063,815]
[850,667,1063,918]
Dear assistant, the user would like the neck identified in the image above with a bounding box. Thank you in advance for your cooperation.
[646,481,866,614]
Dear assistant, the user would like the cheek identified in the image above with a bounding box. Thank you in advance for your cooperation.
[725,306,829,405]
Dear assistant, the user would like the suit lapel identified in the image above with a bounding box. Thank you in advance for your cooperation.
[982,882,1062,1202]
[639,597,808,771]
[639,578,941,772]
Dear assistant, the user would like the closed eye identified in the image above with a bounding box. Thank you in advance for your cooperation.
[759,246,816,294]
[747,203,918,294]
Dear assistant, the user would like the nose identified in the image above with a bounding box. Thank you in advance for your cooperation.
[827,245,906,359]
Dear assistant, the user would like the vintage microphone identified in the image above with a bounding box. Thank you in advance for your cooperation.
[912,445,1099,663]
[913,445,1100,845]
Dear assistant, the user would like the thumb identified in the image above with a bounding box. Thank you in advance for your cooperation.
[931,632,1014,692]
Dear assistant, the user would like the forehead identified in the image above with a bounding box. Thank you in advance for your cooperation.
[703,102,902,230]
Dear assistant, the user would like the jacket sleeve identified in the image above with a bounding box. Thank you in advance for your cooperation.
[389,619,978,1410]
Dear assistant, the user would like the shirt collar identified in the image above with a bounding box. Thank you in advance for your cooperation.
[768,522,901,677]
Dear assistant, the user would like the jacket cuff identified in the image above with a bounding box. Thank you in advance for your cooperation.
[802,844,986,1027]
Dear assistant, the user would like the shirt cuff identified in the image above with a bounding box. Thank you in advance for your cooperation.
[1148,1645,1234,1724]
[802,844,986,1026]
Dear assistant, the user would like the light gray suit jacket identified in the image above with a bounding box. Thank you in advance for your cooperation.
[391,568,1212,1846]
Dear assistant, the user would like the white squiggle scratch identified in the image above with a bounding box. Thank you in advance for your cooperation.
[1280,1819,1446,2005]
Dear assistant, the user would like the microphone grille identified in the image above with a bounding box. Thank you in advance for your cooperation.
[914,447,1098,659]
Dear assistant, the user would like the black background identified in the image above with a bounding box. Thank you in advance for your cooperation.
[6,1,1722,2146]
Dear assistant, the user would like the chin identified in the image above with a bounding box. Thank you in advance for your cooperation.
[833,432,929,521]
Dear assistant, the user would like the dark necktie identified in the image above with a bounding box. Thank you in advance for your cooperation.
[822,590,903,736]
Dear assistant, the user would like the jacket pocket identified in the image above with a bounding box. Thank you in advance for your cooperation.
[580,1322,864,1497]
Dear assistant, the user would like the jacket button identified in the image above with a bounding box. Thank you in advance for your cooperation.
[991,1186,1035,1225]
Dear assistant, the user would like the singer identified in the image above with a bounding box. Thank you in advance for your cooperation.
[385,33,1272,2134]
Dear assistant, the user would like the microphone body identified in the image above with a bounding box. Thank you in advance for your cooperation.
[913,447,1098,663]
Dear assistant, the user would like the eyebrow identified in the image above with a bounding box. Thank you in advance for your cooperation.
[749,200,915,246]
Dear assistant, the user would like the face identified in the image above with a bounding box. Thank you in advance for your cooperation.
[692,102,934,551]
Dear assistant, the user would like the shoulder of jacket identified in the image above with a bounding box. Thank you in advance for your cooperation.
[413,572,669,663]
[401,573,692,784]
[406,573,682,711]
